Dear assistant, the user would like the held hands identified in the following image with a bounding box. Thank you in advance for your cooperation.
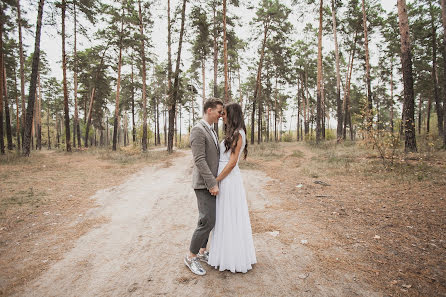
[209,184,219,196]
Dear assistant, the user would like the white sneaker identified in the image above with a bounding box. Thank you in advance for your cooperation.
[184,255,206,276]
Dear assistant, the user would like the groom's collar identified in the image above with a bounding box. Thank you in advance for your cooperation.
[200,119,213,129]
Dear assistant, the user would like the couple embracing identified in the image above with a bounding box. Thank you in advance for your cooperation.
[184,98,256,275]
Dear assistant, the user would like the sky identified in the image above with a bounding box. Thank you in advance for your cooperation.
[18,0,399,132]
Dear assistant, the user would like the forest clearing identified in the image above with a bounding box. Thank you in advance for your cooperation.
[1,0,446,295]
[0,142,444,296]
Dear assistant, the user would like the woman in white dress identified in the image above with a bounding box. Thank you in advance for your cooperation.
[208,103,257,273]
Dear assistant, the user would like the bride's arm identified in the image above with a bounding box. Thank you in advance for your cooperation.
[216,134,243,182]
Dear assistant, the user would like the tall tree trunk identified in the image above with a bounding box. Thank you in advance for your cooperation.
[213,3,218,98]
[131,62,136,144]
[202,57,206,106]
[139,0,148,152]
[163,109,167,145]
[17,0,26,149]
[419,94,423,134]
[430,11,443,136]
[362,0,373,130]
[23,0,44,156]
[223,0,229,103]
[47,100,50,149]
[0,6,4,154]
[441,0,446,147]
[316,0,323,143]
[61,0,71,152]
[297,78,301,141]
[13,64,21,150]
[167,0,173,149]
[168,0,187,153]
[106,116,109,146]
[56,113,59,148]
[390,59,394,133]
[123,112,127,146]
[2,54,13,150]
[343,31,358,140]
[112,5,125,151]
[274,77,278,142]
[258,82,262,144]
[37,71,42,150]
[212,2,219,135]
[252,20,270,144]
[73,1,81,148]
[331,0,342,142]
[397,0,417,152]
[156,98,160,145]
[321,63,326,139]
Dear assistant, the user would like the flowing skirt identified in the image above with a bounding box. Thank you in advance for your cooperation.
[208,163,256,273]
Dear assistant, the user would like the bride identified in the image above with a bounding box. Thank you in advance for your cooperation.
[208,102,256,273]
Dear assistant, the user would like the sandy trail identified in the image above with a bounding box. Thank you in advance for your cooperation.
[17,151,380,297]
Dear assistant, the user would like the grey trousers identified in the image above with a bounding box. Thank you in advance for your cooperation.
[189,189,216,254]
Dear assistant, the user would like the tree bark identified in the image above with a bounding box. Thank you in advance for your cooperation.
[23,0,44,156]
[362,0,373,130]
[139,0,148,152]
[47,99,51,149]
[2,54,13,150]
[61,0,71,152]
[13,64,21,150]
[112,5,124,151]
[73,1,81,148]
[390,59,394,133]
[430,8,443,136]
[223,0,229,103]
[343,31,357,140]
[213,3,218,98]
[316,0,323,143]
[331,0,342,142]
[0,6,4,154]
[202,57,206,106]
[37,71,42,150]
[167,0,172,149]
[16,0,26,149]
[131,62,136,144]
[441,0,446,148]
[252,20,270,144]
[168,0,187,153]
[397,0,417,152]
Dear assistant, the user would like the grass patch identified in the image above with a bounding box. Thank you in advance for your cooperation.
[304,139,446,184]
[80,146,172,165]
[0,187,48,219]
[0,150,33,165]
[247,142,285,160]
[291,149,304,158]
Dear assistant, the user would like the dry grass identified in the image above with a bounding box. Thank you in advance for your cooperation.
[245,140,446,296]
[0,147,175,296]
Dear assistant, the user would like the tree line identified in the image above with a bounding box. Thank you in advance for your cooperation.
[0,0,445,157]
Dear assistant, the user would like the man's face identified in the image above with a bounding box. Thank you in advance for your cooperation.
[207,104,223,124]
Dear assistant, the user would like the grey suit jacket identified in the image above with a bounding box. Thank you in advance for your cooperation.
[190,121,220,190]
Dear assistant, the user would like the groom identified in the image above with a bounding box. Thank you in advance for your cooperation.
[184,97,224,276]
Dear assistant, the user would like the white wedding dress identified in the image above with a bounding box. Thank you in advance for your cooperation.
[208,129,257,273]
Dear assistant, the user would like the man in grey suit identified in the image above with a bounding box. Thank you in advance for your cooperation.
[184,98,224,276]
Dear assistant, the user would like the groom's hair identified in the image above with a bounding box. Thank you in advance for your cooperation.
[203,97,224,114]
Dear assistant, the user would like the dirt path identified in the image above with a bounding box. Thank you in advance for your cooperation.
[16,150,381,297]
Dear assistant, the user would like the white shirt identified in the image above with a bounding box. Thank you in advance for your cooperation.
[201,119,218,147]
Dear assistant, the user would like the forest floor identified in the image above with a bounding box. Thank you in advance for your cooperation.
[0,141,445,296]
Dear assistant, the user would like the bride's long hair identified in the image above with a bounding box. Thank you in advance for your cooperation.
[223,103,248,160]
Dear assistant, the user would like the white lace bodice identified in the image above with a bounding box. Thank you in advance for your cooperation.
[218,129,246,164]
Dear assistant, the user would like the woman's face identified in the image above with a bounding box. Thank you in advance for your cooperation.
[222,108,228,124]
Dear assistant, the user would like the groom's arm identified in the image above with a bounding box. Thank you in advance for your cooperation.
[190,127,217,190]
